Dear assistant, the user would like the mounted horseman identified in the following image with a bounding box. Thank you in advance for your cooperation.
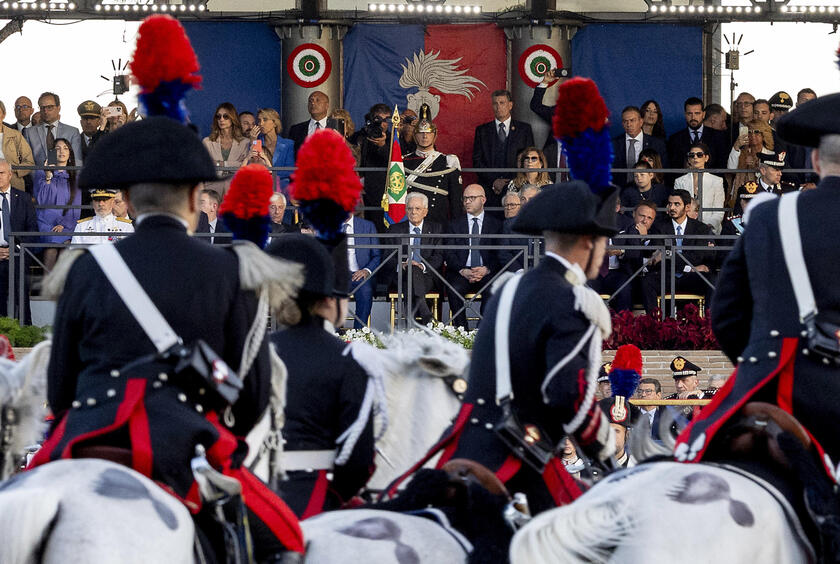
[26,15,305,562]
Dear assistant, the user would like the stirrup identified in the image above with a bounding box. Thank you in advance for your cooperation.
[191,445,254,564]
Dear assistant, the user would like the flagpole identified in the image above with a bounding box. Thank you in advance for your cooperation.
[381,105,401,226]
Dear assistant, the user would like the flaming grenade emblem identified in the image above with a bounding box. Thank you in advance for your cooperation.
[399,50,486,118]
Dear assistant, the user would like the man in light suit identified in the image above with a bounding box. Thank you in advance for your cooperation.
[472,90,534,212]
[24,92,83,167]
[343,213,381,328]
[612,106,668,189]
[0,160,38,324]
[386,192,444,324]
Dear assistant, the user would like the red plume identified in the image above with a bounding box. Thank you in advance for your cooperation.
[289,129,362,212]
[130,15,201,92]
[219,164,274,219]
[611,344,643,375]
[552,77,609,139]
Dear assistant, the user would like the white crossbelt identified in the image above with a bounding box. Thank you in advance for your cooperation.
[494,273,524,403]
[281,450,336,471]
[778,191,816,322]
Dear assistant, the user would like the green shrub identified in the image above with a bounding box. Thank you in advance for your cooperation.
[0,317,50,347]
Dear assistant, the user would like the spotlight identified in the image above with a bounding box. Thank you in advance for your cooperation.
[2,2,9,8]
[735,6,743,13]
[697,5,705,12]
[649,4,658,12]
[378,3,386,10]
[94,3,100,10]
[809,6,817,12]
[188,3,196,10]
[104,4,111,10]
[678,5,686,13]
[444,4,452,13]
[132,4,139,11]
[397,4,405,11]
[67,1,74,7]
[819,6,827,13]
[453,4,460,12]
[387,3,395,11]
[668,5,676,12]
[151,4,158,10]
[687,5,696,13]
[407,3,415,11]
[725,6,733,13]
[198,4,205,11]
[435,4,443,12]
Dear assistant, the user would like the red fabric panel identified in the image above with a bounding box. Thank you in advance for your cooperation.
[301,469,330,520]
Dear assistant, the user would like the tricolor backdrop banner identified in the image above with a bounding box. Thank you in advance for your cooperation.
[344,23,506,171]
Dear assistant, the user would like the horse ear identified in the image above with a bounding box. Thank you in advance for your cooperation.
[417,357,450,376]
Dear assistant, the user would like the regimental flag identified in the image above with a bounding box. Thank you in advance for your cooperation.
[384,132,407,225]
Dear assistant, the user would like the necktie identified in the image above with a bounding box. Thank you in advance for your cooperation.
[2,192,9,243]
[46,125,55,151]
[315,122,322,130]
[627,139,637,182]
[412,226,422,262]
[469,217,480,268]
[691,130,699,144]
[675,225,683,278]
[498,122,506,144]
[675,224,683,246]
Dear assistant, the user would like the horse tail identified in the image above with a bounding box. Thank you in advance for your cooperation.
[0,486,60,563]
[509,499,636,564]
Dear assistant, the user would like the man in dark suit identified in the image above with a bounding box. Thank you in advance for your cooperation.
[386,192,444,324]
[444,184,503,328]
[642,189,715,315]
[667,97,729,172]
[589,197,636,311]
[612,106,668,189]
[343,213,381,328]
[12,96,34,133]
[268,193,298,239]
[355,103,392,229]
[472,89,534,211]
[0,159,37,324]
[194,188,230,244]
[285,91,340,156]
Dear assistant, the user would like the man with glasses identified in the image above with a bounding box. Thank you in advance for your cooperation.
[12,96,33,132]
[402,108,463,226]
[24,91,83,167]
[444,183,504,328]
[637,378,677,442]
[729,92,755,147]
[386,192,443,324]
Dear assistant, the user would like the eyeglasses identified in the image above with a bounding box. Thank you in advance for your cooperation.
[735,101,754,107]
[523,156,541,162]
[14,104,31,110]
[406,206,426,211]
[686,151,706,158]
[748,129,764,135]
[216,114,231,120]
[39,104,56,111]
[638,388,657,396]
[463,195,483,202]
[504,203,521,209]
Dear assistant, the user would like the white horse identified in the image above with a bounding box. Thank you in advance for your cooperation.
[509,412,818,564]
[0,341,195,564]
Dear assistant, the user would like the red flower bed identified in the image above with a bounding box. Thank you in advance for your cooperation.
[604,304,719,350]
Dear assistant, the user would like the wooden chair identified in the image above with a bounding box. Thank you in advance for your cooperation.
[657,294,706,317]
[449,293,482,326]
[389,292,440,328]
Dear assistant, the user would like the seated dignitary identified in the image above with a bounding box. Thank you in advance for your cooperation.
[268,192,298,236]
[342,210,380,328]
[589,196,635,311]
[386,192,443,324]
[444,183,504,328]
[267,233,376,518]
[70,187,134,245]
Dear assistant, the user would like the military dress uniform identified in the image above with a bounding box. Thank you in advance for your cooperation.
[676,93,840,472]
[392,181,620,515]
[70,188,134,245]
[266,233,376,519]
[28,117,305,557]
[402,149,463,226]
[664,356,714,422]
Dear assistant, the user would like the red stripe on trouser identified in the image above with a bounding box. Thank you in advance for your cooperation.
[495,455,522,483]
[542,457,583,505]
[125,380,153,477]
[228,467,305,554]
[27,414,68,468]
[301,470,330,520]
[776,357,795,414]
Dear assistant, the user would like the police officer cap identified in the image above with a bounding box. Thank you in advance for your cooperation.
[737,181,761,200]
[265,233,335,297]
[758,150,786,169]
[598,396,641,428]
[670,356,702,378]
[79,116,217,190]
[769,91,793,113]
[776,92,840,148]
[597,362,612,383]
[512,181,619,237]
[77,100,101,118]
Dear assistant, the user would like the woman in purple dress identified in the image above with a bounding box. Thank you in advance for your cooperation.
[33,138,80,269]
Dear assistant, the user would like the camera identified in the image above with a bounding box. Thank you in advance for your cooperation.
[551,67,571,79]
[361,114,386,139]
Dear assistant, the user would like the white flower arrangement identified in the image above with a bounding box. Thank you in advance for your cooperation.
[343,321,478,350]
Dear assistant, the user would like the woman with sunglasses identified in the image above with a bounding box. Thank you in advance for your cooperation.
[508,146,552,193]
[673,141,725,234]
[726,119,774,205]
[202,102,250,195]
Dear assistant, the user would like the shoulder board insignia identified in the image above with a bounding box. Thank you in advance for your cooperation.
[77,217,93,223]
[115,217,133,223]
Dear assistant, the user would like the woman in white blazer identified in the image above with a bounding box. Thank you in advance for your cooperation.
[673,141,725,234]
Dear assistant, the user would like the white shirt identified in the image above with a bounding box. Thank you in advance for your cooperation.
[494,117,512,138]
[688,125,704,141]
[407,220,426,272]
[466,211,485,267]
[671,217,688,234]
[307,118,327,136]
[625,131,643,158]
[343,218,371,274]
[71,213,135,245]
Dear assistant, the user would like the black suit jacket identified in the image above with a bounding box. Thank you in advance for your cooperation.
[472,119,534,206]
[444,213,505,274]
[6,187,38,245]
[667,127,729,171]
[611,133,668,188]
[650,216,713,270]
[194,214,231,245]
[387,219,444,274]
[287,118,342,156]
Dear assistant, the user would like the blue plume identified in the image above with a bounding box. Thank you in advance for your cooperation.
[298,198,349,242]
[221,214,271,249]
[609,368,641,399]
[137,79,192,123]
[560,127,614,194]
